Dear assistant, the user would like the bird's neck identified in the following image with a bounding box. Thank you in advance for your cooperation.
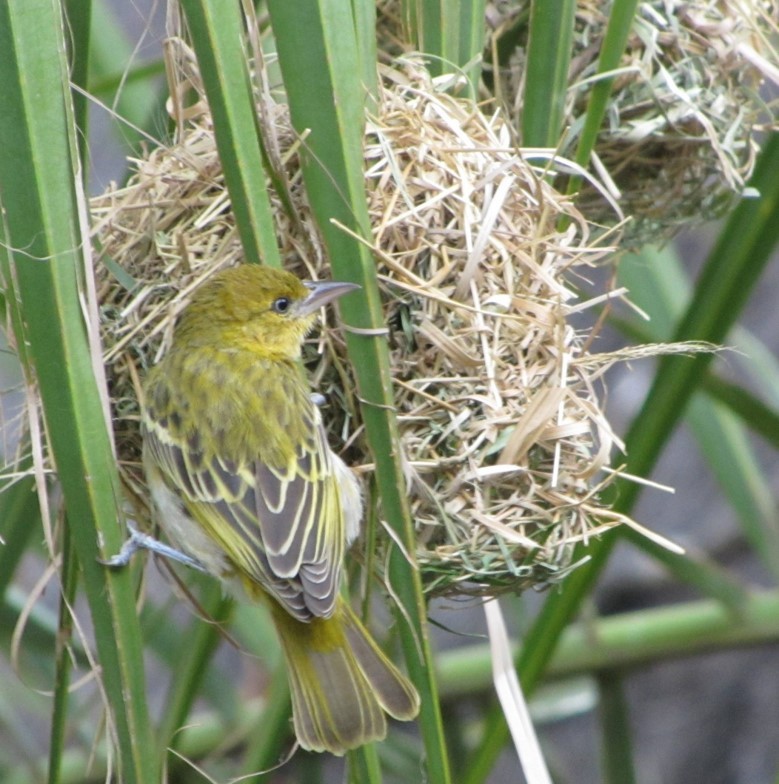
[173,320,303,363]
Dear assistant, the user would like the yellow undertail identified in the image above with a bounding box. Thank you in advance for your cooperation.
[271,599,420,755]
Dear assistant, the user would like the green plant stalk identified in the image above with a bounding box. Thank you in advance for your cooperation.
[401,0,419,42]
[692,396,779,577]
[598,672,637,784]
[521,0,576,146]
[463,132,779,784]
[437,591,779,696]
[265,2,451,781]
[138,594,234,716]
[611,317,779,580]
[11,589,779,784]
[401,0,487,90]
[0,1,157,780]
[629,530,747,613]
[617,246,779,580]
[347,743,383,784]
[731,325,779,408]
[179,0,281,269]
[702,374,779,450]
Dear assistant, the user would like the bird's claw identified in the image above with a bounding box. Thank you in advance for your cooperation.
[99,524,208,573]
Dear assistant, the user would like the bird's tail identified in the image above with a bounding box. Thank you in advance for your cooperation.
[271,599,420,755]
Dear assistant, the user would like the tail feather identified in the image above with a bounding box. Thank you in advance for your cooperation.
[343,609,419,721]
[272,600,419,755]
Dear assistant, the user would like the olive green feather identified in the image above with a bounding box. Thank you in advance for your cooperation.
[141,266,419,754]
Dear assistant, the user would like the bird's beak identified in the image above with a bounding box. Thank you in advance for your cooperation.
[299,280,361,316]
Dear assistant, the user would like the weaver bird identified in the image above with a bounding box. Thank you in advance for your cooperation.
[109,265,419,754]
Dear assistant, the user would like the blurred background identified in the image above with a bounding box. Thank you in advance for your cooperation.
[2,2,778,783]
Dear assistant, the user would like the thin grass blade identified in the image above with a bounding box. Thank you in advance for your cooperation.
[400,0,487,90]
[702,375,779,451]
[240,665,293,778]
[48,530,79,784]
[0,474,38,599]
[401,0,458,76]
[352,0,379,107]
[63,0,92,165]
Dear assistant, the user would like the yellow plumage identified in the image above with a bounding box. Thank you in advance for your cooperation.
[141,265,419,754]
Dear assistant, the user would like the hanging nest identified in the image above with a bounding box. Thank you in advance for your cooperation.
[90,50,685,598]
[486,0,778,244]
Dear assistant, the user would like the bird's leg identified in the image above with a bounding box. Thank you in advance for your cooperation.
[100,522,208,573]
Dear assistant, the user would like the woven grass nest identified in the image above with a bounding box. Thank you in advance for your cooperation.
[92,54,677,598]
[486,0,778,244]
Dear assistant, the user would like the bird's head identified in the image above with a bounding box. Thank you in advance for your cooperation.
[173,266,359,360]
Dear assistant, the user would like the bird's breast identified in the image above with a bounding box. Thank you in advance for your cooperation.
[146,347,316,469]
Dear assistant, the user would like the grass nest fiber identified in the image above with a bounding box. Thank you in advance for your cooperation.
[92,52,669,598]
[487,0,779,244]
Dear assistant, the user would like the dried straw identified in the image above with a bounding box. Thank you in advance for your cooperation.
[89,50,682,597]
[487,0,778,243]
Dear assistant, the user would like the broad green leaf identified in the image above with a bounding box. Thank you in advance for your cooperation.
[522,0,576,146]
[0,1,156,779]
[179,0,281,268]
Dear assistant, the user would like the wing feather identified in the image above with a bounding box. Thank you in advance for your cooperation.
[143,391,347,622]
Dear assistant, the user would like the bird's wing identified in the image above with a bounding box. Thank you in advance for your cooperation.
[143,402,345,621]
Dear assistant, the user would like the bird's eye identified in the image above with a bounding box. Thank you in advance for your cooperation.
[271,297,291,314]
